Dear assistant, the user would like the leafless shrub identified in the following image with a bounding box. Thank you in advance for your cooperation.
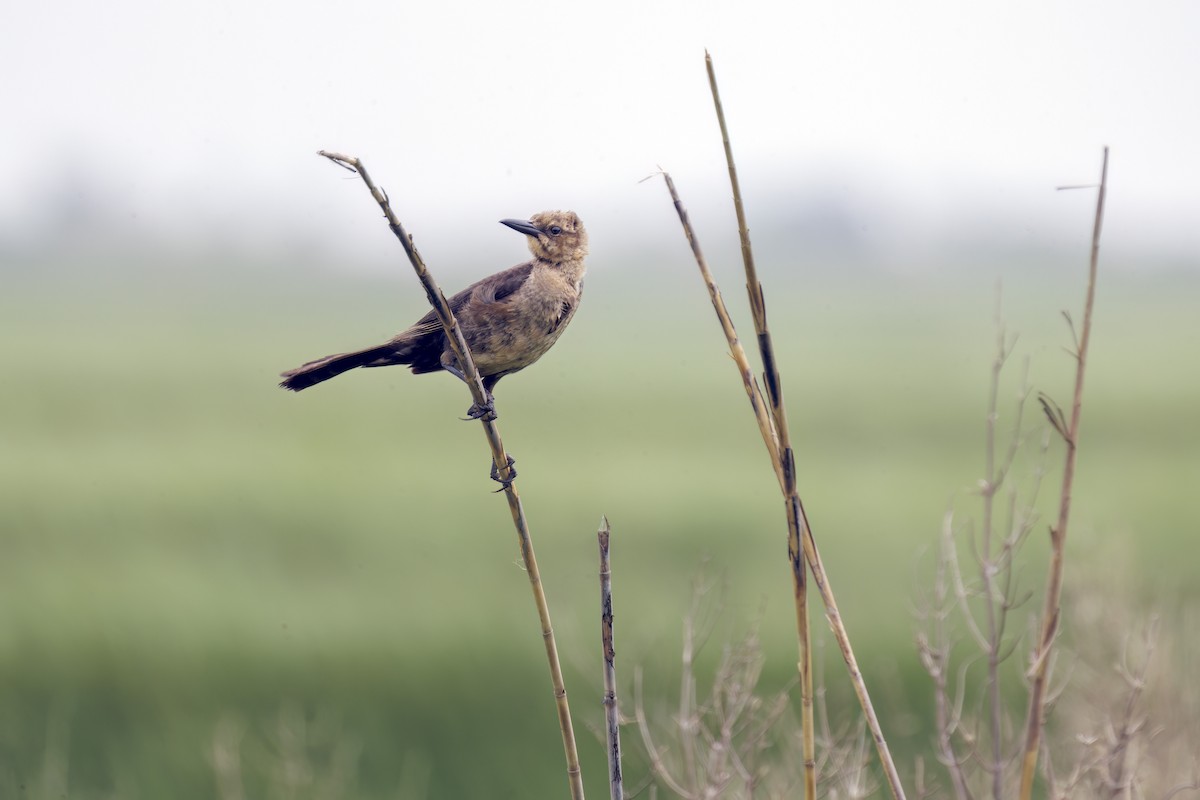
[631,579,879,799]
[1043,579,1200,800]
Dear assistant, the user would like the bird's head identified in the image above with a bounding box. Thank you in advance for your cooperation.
[500,211,587,264]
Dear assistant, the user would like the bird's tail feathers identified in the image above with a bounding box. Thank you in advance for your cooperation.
[279,343,409,392]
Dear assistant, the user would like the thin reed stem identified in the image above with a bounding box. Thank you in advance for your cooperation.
[316,151,584,800]
[659,164,906,800]
[691,51,906,800]
[703,50,815,800]
[658,171,783,481]
[1018,146,1110,799]
[598,517,624,800]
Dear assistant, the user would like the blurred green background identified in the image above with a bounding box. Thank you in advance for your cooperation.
[2,240,1197,797]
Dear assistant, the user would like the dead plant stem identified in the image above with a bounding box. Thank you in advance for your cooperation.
[981,298,1009,800]
[661,167,906,799]
[703,51,905,800]
[704,50,814,800]
[598,517,624,800]
[1018,146,1109,799]
[316,151,584,800]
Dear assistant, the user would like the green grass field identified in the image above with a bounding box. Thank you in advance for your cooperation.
[1,252,1196,798]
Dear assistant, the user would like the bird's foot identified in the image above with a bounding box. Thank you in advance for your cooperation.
[463,396,497,421]
[490,455,517,491]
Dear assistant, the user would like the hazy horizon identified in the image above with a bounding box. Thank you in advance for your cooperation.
[3,1,1198,276]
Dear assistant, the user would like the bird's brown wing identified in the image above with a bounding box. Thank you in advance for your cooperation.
[378,261,535,374]
[472,261,535,306]
[397,261,535,340]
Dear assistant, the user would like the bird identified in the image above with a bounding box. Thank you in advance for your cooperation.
[279,210,588,426]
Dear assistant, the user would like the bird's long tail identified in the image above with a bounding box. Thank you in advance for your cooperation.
[279,343,406,392]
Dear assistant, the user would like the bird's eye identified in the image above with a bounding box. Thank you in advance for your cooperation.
[549,225,563,236]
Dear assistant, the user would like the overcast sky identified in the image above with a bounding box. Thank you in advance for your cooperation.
[3,0,1197,269]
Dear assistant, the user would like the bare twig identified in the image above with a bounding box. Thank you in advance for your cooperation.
[655,171,782,481]
[1018,146,1110,799]
[634,666,696,800]
[916,279,1051,799]
[703,51,819,800]
[1101,620,1157,799]
[662,163,909,799]
[917,511,976,800]
[979,297,1009,800]
[974,295,1036,799]
[634,581,806,798]
[598,517,624,800]
[1164,781,1200,799]
[316,151,584,800]
[655,50,906,800]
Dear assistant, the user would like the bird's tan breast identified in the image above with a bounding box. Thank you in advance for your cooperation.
[467,260,585,376]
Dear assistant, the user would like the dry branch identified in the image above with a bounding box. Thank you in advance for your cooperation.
[633,591,798,798]
[703,50,817,800]
[1018,146,1110,799]
[315,151,584,800]
[660,169,908,797]
[598,517,624,800]
[700,50,816,800]
[915,291,1050,799]
[654,51,907,800]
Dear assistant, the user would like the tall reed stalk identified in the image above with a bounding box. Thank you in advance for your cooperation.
[317,151,585,800]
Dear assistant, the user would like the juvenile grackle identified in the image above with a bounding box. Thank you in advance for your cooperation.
[279,211,588,427]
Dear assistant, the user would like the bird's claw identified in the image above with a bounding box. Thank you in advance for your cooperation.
[463,397,497,422]
[490,455,517,491]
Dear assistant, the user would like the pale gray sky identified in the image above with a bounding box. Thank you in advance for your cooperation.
[2,0,1197,268]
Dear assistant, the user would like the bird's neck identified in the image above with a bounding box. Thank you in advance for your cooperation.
[538,257,587,289]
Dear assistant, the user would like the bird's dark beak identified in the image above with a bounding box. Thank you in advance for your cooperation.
[500,218,542,238]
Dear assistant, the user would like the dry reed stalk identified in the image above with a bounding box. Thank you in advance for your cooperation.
[654,51,908,800]
[653,171,782,481]
[659,168,906,799]
[703,51,816,800]
[598,517,624,800]
[316,151,584,800]
[1017,146,1110,799]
